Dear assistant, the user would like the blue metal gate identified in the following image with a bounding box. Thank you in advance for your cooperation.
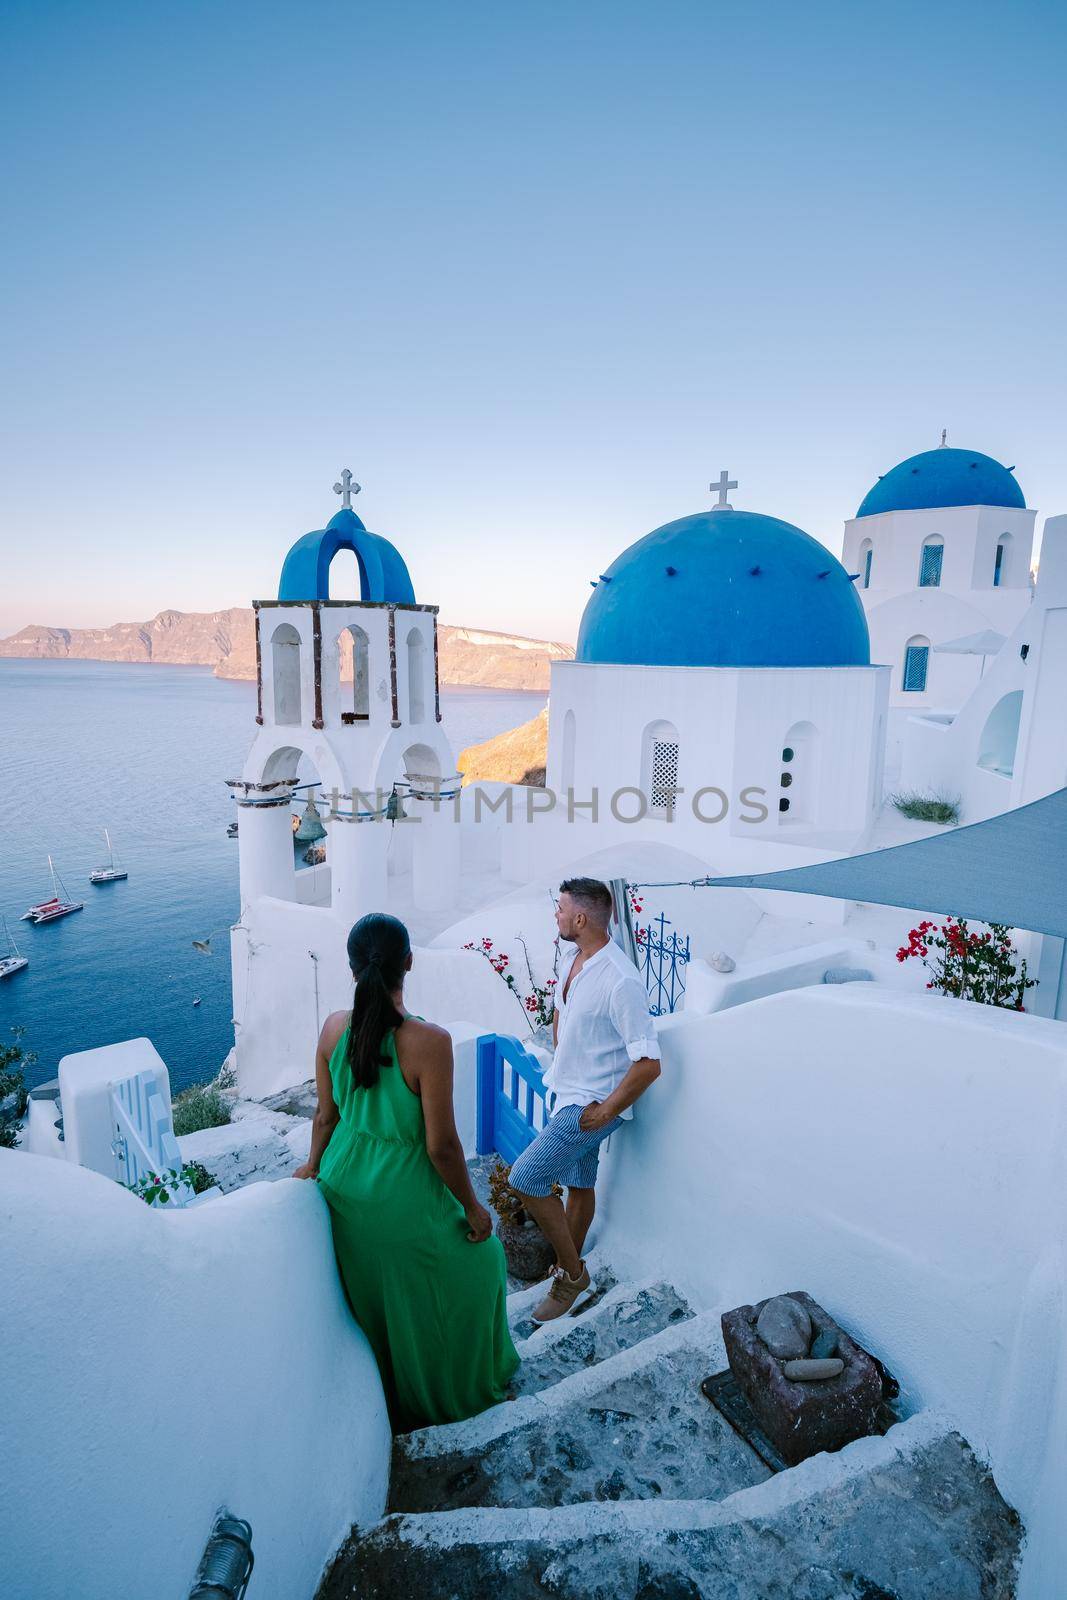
[476,1033,548,1164]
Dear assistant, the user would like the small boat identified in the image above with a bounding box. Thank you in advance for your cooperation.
[226,821,239,839]
[89,828,128,884]
[23,857,84,923]
[0,916,28,978]
[192,996,202,1007]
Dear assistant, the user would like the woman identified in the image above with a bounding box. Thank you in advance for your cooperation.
[293,912,518,1431]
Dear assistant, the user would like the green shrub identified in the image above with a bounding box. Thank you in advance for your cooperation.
[171,1081,232,1137]
[891,790,960,825]
[0,1028,34,1151]
[183,1159,217,1194]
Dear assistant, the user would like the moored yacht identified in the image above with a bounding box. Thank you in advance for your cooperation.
[89,828,128,884]
[23,856,84,923]
[0,916,28,978]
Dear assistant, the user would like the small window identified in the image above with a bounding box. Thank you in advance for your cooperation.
[779,797,790,813]
[993,543,1005,588]
[782,746,794,763]
[863,547,873,588]
[903,644,929,692]
[650,740,680,810]
[780,771,793,788]
[919,542,943,588]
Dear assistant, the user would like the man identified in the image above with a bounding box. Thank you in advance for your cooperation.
[509,876,661,1324]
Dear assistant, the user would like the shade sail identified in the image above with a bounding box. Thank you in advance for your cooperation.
[932,629,1006,656]
[708,788,1067,937]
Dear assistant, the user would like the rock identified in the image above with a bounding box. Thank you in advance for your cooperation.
[723,1291,885,1467]
[810,1328,839,1359]
[707,951,736,973]
[755,1294,812,1358]
[782,1357,845,1382]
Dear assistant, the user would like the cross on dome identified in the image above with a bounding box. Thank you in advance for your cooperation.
[333,468,361,509]
[710,470,737,511]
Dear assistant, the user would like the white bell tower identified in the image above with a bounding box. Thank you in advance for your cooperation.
[230,473,461,928]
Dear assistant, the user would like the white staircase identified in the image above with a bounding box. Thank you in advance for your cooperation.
[318,1270,1022,1600]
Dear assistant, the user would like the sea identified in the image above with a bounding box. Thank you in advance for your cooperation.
[0,659,546,1094]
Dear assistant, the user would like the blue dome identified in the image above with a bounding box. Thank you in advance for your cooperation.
[857,448,1024,518]
[278,508,415,604]
[576,508,870,669]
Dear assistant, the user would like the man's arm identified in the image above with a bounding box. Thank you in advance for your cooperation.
[580,1055,660,1130]
[578,976,661,1131]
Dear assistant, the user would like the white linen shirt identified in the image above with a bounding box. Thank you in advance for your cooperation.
[542,938,661,1120]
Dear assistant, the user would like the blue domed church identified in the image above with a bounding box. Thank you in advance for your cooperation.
[546,477,890,866]
[840,438,1037,776]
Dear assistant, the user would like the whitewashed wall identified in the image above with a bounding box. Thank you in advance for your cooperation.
[540,660,888,871]
[595,985,1067,1600]
[2,1152,390,1600]
[232,898,531,1099]
[842,504,1035,715]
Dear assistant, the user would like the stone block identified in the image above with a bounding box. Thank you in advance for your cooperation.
[722,1289,884,1467]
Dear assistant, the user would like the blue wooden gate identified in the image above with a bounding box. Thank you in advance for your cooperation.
[476,1033,548,1164]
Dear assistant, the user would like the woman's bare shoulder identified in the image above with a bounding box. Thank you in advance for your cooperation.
[318,1009,350,1057]
[396,1016,452,1063]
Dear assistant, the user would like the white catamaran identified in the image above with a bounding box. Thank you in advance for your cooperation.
[0,916,28,978]
[89,828,128,884]
[22,856,84,923]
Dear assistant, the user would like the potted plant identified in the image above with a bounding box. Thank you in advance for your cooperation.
[487,1157,559,1281]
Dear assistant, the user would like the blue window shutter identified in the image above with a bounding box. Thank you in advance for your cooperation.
[903,645,929,692]
[863,547,873,588]
[993,544,1004,587]
[919,544,943,587]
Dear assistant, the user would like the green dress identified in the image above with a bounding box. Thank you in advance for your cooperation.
[317,1023,518,1432]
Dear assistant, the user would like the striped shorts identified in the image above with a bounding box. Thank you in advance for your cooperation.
[508,1102,623,1197]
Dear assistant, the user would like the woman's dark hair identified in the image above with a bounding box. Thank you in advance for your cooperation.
[346,913,411,1090]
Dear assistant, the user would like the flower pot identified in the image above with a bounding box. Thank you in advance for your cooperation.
[495,1215,556,1282]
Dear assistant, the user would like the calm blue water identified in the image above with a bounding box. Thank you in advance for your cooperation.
[0,660,545,1093]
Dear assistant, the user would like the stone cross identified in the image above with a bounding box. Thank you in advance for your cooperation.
[333,468,361,508]
[711,470,737,510]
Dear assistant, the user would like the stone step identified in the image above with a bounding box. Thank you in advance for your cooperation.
[320,1415,1022,1600]
[509,1278,693,1397]
[389,1311,770,1514]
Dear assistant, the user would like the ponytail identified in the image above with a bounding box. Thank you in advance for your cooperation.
[345,913,411,1090]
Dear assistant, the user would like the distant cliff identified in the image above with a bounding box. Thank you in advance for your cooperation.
[457,705,549,786]
[0,611,573,692]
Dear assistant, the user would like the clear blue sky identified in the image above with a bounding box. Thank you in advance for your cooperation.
[2,0,1064,642]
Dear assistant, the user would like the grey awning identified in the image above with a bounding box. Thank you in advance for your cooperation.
[708,788,1067,937]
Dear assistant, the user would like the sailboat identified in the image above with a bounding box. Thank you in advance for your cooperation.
[22,856,84,923]
[0,916,28,978]
[89,828,128,884]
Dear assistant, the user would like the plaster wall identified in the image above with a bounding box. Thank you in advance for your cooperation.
[2,1153,390,1600]
[897,514,1067,821]
[595,985,1067,1599]
[842,505,1035,715]
[232,897,531,1099]
[543,661,887,862]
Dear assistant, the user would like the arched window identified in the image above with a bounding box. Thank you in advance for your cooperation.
[902,635,930,693]
[919,537,944,588]
[993,534,1011,588]
[778,721,818,823]
[346,625,370,719]
[640,720,680,815]
[270,623,302,725]
[560,708,577,792]
[859,538,874,590]
[406,628,426,723]
[402,743,441,795]
[978,691,1023,778]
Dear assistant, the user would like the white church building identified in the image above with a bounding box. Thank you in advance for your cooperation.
[840,440,1036,777]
